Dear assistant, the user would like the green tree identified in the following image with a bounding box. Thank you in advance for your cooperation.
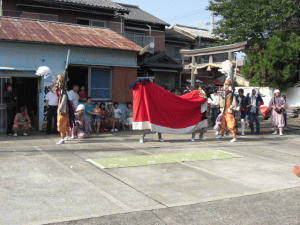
[208,0,300,89]
[241,31,300,90]
[208,0,300,44]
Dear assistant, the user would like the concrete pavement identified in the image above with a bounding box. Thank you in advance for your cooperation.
[1,122,300,224]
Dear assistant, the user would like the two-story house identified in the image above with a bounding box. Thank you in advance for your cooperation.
[0,0,142,132]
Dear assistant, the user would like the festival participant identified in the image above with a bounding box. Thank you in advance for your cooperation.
[55,74,75,145]
[269,89,286,136]
[130,79,206,143]
[140,132,163,143]
[246,88,264,134]
[56,87,69,144]
[12,106,32,136]
[192,86,208,141]
[236,88,248,136]
[217,79,237,142]
[208,87,222,127]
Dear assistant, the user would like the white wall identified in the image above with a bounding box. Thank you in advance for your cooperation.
[285,87,300,107]
[235,86,273,106]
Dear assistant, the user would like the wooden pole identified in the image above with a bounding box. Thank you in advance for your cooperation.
[191,56,196,90]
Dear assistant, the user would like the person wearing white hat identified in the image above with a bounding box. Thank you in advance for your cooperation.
[269,89,286,135]
[73,104,89,139]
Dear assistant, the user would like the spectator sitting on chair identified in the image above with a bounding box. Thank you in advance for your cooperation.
[105,103,114,130]
[13,106,32,136]
[93,103,104,133]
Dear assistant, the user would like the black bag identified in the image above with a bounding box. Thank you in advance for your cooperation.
[275,108,283,114]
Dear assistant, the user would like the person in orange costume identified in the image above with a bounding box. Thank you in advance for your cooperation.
[217,79,237,142]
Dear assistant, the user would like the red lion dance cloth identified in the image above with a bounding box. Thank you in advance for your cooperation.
[130,79,207,134]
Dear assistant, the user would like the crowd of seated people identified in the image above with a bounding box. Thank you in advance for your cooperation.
[84,99,133,133]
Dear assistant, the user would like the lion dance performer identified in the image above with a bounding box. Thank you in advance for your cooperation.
[217,79,237,142]
[129,79,207,143]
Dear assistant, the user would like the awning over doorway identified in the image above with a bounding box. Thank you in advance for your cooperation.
[150,68,179,73]
[0,67,36,72]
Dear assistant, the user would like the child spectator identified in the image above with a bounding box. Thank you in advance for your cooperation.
[13,106,32,136]
[79,86,87,102]
[112,102,122,132]
[93,103,104,133]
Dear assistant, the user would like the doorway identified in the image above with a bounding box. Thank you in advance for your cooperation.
[67,66,89,92]
[12,77,39,130]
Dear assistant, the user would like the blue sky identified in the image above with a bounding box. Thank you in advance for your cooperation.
[117,0,213,30]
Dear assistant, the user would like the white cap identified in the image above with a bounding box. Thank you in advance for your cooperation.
[76,104,85,112]
[274,89,280,94]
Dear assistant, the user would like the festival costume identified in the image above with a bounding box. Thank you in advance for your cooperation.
[269,95,286,130]
[218,79,237,141]
[53,74,75,144]
[130,79,207,142]
[57,92,69,135]
[220,92,236,137]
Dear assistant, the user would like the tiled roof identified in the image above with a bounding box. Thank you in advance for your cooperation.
[181,41,249,56]
[165,28,195,42]
[33,0,127,12]
[172,24,215,40]
[0,17,142,51]
[119,4,169,25]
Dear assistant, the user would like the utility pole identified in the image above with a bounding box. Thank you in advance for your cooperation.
[211,12,215,32]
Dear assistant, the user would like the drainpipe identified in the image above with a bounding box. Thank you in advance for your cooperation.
[120,15,124,35]
[0,0,2,17]
[146,24,152,36]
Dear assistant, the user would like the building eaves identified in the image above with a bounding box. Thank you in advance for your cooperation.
[172,24,215,40]
[165,28,195,42]
[180,41,249,56]
[0,17,142,52]
[119,3,169,26]
[32,0,128,12]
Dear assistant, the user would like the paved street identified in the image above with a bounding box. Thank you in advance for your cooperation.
[1,122,300,225]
